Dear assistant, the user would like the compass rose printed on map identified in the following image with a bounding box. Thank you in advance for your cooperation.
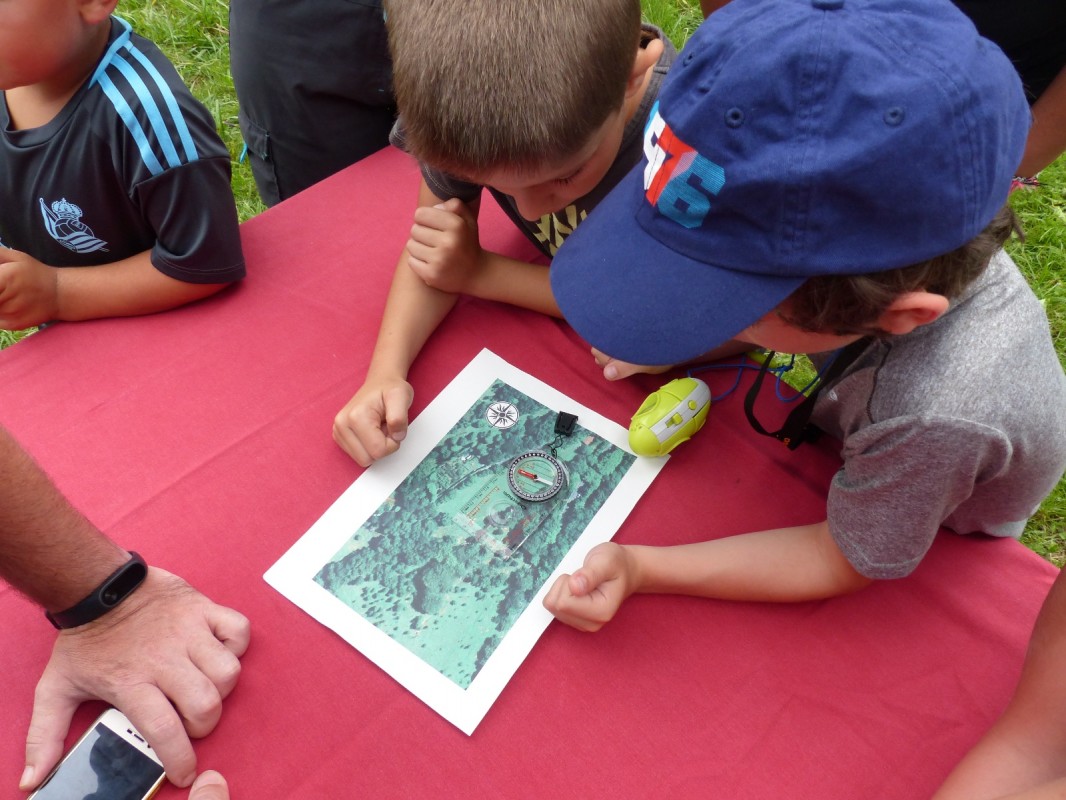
[485,400,519,429]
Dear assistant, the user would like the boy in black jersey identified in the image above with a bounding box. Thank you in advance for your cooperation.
[0,0,245,331]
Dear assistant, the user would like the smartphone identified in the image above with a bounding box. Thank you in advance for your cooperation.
[28,708,165,800]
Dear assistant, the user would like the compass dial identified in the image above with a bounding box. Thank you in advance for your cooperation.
[506,450,566,502]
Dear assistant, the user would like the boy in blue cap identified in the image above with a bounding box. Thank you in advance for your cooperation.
[545,0,1066,629]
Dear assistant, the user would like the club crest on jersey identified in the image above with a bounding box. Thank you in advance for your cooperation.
[643,102,725,229]
[39,198,110,254]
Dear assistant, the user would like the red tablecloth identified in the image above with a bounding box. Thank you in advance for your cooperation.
[0,146,1055,799]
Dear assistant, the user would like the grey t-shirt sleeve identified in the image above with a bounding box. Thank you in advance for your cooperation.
[828,414,1013,579]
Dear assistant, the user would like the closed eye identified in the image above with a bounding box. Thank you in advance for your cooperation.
[554,168,582,186]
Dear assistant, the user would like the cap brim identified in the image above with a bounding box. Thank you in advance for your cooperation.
[550,170,805,365]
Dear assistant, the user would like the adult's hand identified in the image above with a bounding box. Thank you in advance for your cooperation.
[21,567,250,791]
[190,770,230,800]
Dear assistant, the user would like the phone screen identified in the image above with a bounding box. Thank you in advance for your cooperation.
[32,722,165,800]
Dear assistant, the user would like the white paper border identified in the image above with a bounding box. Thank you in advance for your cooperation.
[264,349,665,734]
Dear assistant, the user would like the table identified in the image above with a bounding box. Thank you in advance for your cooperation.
[1,146,1056,799]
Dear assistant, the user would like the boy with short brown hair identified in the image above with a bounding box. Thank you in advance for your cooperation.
[332,0,675,466]
[389,0,645,179]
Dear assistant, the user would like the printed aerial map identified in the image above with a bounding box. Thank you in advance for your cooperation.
[314,379,635,688]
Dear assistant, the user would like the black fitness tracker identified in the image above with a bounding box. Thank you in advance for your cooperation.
[46,552,149,630]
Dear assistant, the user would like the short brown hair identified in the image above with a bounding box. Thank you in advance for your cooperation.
[386,0,642,175]
[780,205,1021,335]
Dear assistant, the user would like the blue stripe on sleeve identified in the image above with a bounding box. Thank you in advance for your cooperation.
[109,53,182,169]
[95,72,165,176]
[89,17,132,88]
[123,42,199,163]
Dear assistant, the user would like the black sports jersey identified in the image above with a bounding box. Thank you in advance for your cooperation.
[0,17,245,283]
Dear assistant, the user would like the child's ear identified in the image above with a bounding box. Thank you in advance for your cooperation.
[625,37,665,99]
[876,291,950,335]
[77,0,120,25]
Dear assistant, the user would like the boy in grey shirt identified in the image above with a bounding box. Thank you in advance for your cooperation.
[544,0,1066,628]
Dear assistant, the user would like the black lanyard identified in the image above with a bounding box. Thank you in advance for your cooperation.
[743,338,871,450]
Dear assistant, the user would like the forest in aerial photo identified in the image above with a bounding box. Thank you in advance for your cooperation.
[315,379,636,687]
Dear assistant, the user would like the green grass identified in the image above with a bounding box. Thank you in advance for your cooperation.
[118,0,265,222]
[1008,166,1066,565]
[642,0,705,43]
[0,329,33,349]
[2,0,1064,565]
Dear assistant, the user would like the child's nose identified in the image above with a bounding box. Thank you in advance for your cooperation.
[512,190,558,222]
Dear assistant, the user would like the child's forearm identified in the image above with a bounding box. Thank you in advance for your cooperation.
[465,252,561,316]
[55,250,228,321]
[364,177,475,383]
[993,779,1066,800]
[627,520,872,602]
[366,252,461,383]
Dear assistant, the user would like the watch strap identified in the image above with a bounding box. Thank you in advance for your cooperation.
[46,552,148,630]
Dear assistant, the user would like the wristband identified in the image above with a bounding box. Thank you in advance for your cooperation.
[46,552,148,630]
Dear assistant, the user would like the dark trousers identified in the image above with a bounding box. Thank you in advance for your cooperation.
[229,0,397,206]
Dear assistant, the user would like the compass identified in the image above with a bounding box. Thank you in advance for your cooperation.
[507,450,567,502]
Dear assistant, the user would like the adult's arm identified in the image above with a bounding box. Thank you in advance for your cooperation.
[0,427,250,791]
[933,567,1066,799]
[1016,67,1066,179]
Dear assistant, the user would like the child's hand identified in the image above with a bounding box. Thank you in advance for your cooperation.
[332,377,415,467]
[592,347,672,381]
[405,198,485,294]
[0,247,59,330]
[543,542,637,632]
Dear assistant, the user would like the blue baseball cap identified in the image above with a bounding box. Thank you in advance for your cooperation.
[549,0,1029,365]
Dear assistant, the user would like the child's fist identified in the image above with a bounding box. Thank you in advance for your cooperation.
[333,378,414,467]
[405,198,484,293]
[543,542,636,632]
[0,247,59,330]
[592,347,672,381]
